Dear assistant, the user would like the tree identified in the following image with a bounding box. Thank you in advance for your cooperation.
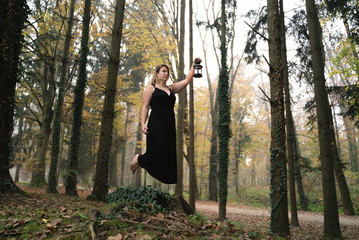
[279,0,298,226]
[0,0,28,193]
[47,0,76,194]
[174,0,186,197]
[65,0,92,196]
[89,0,126,201]
[266,0,289,236]
[187,0,197,211]
[305,0,342,238]
[217,0,231,221]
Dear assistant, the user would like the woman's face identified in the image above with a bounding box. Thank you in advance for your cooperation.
[156,67,169,82]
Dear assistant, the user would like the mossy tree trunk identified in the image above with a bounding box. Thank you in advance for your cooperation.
[47,0,76,193]
[305,0,342,237]
[90,0,125,201]
[266,0,290,236]
[0,0,28,193]
[218,0,231,221]
[65,0,92,196]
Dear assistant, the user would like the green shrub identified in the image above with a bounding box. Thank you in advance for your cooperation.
[106,186,176,214]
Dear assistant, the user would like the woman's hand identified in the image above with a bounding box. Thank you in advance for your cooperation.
[193,57,201,66]
[142,125,149,134]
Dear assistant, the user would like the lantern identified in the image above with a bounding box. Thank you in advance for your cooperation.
[193,59,203,78]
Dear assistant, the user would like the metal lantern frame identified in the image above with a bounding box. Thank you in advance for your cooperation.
[193,60,203,78]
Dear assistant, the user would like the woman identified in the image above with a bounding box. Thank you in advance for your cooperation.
[129,58,201,184]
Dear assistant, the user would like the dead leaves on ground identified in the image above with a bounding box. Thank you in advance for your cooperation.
[0,187,270,240]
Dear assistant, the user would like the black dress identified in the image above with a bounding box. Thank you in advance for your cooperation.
[138,85,177,184]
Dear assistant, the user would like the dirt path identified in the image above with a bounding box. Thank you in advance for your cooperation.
[196,201,359,226]
[196,201,359,239]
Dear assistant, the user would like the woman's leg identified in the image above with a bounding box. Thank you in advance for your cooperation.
[129,154,139,174]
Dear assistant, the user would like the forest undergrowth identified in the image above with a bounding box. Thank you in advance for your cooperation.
[0,183,358,239]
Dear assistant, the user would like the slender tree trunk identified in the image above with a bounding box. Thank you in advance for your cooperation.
[90,0,125,201]
[197,24,218,201]
[31,61,55,186]
[47,0,76,193]
[267,0,289,236]
[330,119,355,215]
[134,120,142,186]
[208,104,218,201]
[293,123,309,211]
[65,0,92,196]
[109,129,119,187]
[188,0,197,211]
[0,0,27,193]
[218,0,231,221]
[120,103,130,186]
[343,115,358,172]
[279,0,298,226]
[14,117,24,183]
[305,0,342,238]
[175,0,186,197]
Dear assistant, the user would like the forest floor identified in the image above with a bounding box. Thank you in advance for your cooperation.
[0,183,358,240]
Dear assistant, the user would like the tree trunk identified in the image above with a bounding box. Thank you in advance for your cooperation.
[305,0,342,237]
[218,0,231,221]
[134,120,142,186]
[330,120,355,215]
[47,0,76,193]
[293,122,309,211]
[279,0,298,226]
[109,129,119,187]
[343,115,358,172]
[208,103,219,201]
[267,0,290,236]
[31,62,55,186]
[65,0,92,196]
[120,103,130,186]
[90,0,125,201]
[187,0,197,211]
[197,24,218,202]
[0,0,27,193]
[14,117,24,183]
[175,0,186,197]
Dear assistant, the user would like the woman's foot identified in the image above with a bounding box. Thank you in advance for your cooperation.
[130,154,139,174]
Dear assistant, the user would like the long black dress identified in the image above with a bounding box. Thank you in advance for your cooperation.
[138,85,177,184]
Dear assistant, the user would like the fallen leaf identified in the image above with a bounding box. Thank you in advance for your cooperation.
[108,233,123,240]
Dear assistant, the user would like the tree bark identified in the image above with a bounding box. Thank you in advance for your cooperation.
[305,0,342,237]
[0,0,28,193]
[65,0,92,196]
[90,0,125,201]
[279,0,298,226]
[120,103,130,186]
[293,123,309,211]
[187,0,197,211]
[266,0,290,236]
[47,0,76,193]
[175,0,186,197]
[218,0,231,221]
[31,61,55,186]
[134,120,142,187]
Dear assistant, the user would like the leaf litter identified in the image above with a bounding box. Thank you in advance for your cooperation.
[0,183,358,239]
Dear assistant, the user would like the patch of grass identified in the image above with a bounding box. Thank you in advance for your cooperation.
[228,186,270,208]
